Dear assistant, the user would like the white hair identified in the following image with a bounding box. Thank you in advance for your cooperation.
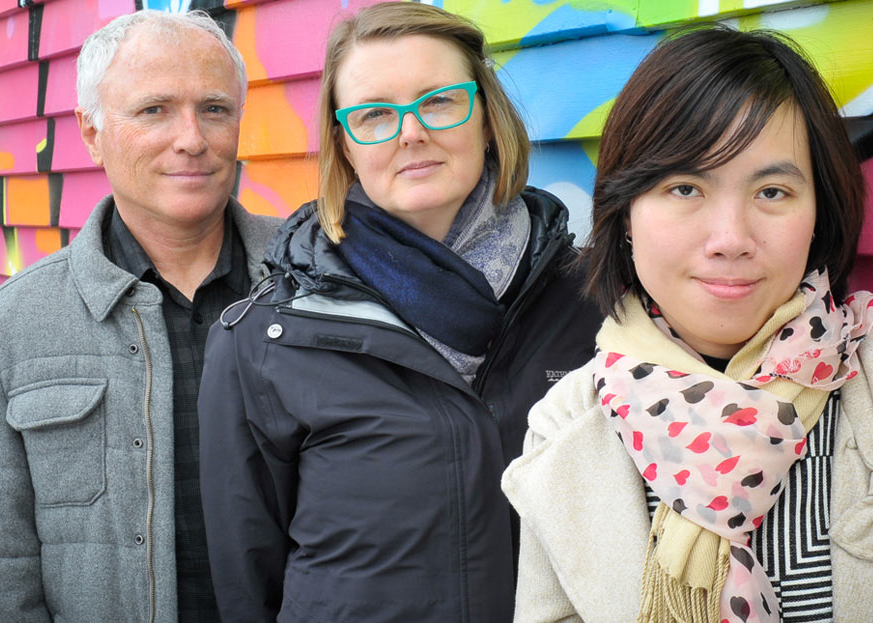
[76,9,247,130]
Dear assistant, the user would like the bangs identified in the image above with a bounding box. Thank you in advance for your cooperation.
[616,52,795,193]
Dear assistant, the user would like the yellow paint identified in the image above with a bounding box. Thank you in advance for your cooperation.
[735,0,873,108]
[239,83,309,159]
[36,138,47,153]
[238,157,319,219]
[0,152,14,170]
[34,228,62,254]
[7,230,21,276]
[6,176,50,226]
[233,5,268,85]
[445,0,639,48]
[567,98,614,140]
[491,49,522,71]
[582,138,600,167]
[638,0,815,27]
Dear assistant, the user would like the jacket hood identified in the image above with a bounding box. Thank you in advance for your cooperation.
[263,187,573,295]
[263,200,356,294]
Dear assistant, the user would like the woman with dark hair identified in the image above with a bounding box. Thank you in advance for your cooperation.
[197,2,600,622]
[502,25,873,622]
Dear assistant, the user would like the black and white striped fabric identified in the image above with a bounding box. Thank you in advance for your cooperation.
[645,392,837,622]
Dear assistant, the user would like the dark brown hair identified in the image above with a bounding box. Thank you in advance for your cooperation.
[585,25,865,317]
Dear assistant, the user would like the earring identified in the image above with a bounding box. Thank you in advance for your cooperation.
[625,232,634,261]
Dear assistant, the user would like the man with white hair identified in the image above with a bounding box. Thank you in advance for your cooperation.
[0,10,280,622]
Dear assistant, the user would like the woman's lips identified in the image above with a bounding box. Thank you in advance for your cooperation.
[397,161,441,178]
[695,278,762,300]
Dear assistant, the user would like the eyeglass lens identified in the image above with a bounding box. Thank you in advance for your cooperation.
[346,87,472,143]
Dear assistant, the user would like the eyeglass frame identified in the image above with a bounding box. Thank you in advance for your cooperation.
[334,81,479,145]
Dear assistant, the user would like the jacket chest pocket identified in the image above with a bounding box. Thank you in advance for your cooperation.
[6,378,107,507]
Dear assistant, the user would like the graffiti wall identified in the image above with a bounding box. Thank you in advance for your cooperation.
[1,0,872,286]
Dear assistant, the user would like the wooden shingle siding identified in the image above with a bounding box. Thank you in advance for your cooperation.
[1,0,871,289]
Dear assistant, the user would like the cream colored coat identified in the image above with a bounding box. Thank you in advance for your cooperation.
[502,341,873,622]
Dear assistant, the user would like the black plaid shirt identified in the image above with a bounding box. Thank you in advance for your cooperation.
[104,206,250,622]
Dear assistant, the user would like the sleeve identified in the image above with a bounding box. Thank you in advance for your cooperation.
[0,384,52,623]
[513,514,583,623]
[198,323,297,622]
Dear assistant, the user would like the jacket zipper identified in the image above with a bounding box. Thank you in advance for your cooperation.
[430,381,471,623]
[131,308,156,623]
[472,236,567,397]
[321,274,397,310]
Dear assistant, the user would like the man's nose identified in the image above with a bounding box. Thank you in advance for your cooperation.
[173,110,208,155]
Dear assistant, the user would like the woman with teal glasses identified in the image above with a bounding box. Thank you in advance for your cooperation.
[198,3,601,621]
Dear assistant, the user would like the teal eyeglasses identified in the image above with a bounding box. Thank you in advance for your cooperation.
[335,81,478,145]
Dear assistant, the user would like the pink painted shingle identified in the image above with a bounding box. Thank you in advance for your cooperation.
[0,0,22,19]
[39,0,134,59]
[0,64,40,123]
[15,226,62,267]
[59,169,111,228]
[0,119,48,175]
[44,53,79,116]
[0,10,29,69]
[51,113,98,172]
[234,0,385,83]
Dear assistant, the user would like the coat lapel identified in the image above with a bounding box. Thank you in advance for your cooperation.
[503,367,650,622]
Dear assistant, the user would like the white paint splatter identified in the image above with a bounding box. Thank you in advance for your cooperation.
[841,83,873,117]
[744,0,788,7]
[699,0,720,17]
[758,4,829,29]
[544,181,592,242]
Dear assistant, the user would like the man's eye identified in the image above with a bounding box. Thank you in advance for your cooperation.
[205,105,228,114]
[142,106,163,115]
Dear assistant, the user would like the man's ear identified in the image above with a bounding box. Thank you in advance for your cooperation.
[75,107,104,167]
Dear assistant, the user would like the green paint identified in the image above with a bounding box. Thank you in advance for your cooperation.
[567,98,614,140]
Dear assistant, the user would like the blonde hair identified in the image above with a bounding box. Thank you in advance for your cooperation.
[317,2,529,243]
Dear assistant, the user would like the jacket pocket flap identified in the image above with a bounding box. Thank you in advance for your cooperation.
[6,378,108,431]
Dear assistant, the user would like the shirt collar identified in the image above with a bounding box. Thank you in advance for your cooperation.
[103,205,246,297]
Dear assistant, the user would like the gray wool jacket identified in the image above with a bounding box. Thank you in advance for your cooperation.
[0,195,280,623]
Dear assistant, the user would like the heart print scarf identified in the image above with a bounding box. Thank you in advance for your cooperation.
[594,268,873,623]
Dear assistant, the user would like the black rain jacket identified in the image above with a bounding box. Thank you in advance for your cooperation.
[198,187,602,622]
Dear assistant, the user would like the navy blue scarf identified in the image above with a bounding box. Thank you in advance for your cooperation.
[335,200,504,356]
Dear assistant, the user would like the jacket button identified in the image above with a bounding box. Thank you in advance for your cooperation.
[193,312,204,324]
[132,438,144,449]
[128,344,139,355]
[134,534,145,545]
[267,323,283,339]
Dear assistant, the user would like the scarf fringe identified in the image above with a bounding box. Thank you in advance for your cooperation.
[637,506,731,623]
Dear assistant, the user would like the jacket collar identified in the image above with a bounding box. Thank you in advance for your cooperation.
[264,186,573,299]
[70,195,279,321]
